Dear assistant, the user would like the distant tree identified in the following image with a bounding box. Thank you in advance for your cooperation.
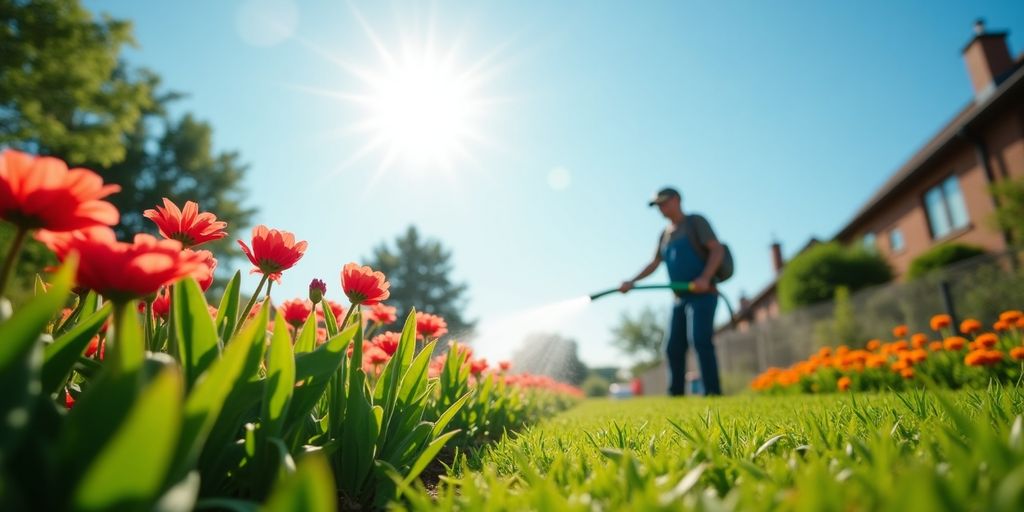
[0,0,152,166]
[581,373,610,397]
[609,306,665,364]
[812,286,862,347]
[907,243,986,280]
[511,332,587,385]
[991,178,1024,244]
[366,226,474,336]
[777,242,891,311]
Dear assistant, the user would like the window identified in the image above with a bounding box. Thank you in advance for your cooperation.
[924,175,969,239]
[888,228,905,252]
[862,232,877,251]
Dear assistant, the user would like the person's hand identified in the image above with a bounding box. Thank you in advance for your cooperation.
[691,276,712,293]
[618,280,634,293]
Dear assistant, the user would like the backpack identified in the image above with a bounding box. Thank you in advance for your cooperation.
[681,215,735,284]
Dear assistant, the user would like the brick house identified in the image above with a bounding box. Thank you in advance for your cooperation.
[730,20,1024,332]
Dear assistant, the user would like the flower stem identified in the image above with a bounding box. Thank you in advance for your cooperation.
[145,300,154,351]
[265,280,273,299]
[235,274,269,338]
[339,303,357,331]
[0,226,29,299]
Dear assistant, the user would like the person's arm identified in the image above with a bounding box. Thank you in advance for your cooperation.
[619,243,663,293]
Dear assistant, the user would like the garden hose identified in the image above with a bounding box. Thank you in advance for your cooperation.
[588,282,736,321]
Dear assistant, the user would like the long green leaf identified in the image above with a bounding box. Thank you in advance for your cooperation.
[286,323,358,432]
[431,391,471,439]
[41,302,112,395]
[72,366,184,511]
[402,430,460,486]
[261,453,337,512]
[294,310,318,354]
[173,277,220,391]
[262,309,295,439]
[215,270,241,341]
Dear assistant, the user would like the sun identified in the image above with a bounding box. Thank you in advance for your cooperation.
[354,46,483,171]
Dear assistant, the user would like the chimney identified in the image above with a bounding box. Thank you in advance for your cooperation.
[962,19,1014,100]
[770,240,784,275]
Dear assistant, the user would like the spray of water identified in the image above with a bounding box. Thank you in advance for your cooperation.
[468,296,592,369]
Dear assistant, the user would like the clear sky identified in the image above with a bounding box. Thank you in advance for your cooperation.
[88,0,1024,368]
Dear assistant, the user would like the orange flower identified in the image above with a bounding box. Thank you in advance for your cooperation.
[1018,317,1024,329]
[892,325,908,338]
[930,314,952,332]
[965,349,1003,367]
[994,320,1010,332]
[975,333,998,349]
[143,198,227,248]
[866,339,881,351]
[837,376,851,391]
[340,262,390,306]
[0,150,119,232]
[371,331,401,356]
[238,225,307,283]
[911,333,929,349]
[900,368,914,379]
[366,303,397,325]
[280,299,313,328]
[943,336,966,351]
[415,312,448,340]
[1010,346,1024,361]
[1000,310,1022,324]
[70,234,207,302]
[959,318,982,335]
[928,341,943,352]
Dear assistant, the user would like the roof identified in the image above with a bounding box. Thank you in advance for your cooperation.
[834,58,1024,241]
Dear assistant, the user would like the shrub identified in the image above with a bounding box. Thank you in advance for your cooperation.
[907,243,986,280]
[777,242,892,311]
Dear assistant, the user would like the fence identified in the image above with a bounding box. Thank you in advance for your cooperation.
[641,250,1024,395]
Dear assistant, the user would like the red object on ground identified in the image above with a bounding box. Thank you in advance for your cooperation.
[630,377,644,396]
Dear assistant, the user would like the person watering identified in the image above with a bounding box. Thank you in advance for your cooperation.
[618,187,726,396]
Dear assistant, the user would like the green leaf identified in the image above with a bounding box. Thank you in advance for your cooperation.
[173,277,221,391]
[431,391,471,439]
[72,366,184,511]
[402,430,459,486]
[41,302,112,395]
[261,453,337,512]
[286,323,358,433]
[294,309,318,354]
[262,308,295,439]
[0,257,74,458]
[168,312,258,484]
[215,270,241,341]
[108,300,145,374]
[320,300,339,338]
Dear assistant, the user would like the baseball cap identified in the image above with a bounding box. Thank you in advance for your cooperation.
[648,187,681,206]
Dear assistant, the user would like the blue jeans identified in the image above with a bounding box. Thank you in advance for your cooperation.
[666,294,721,396]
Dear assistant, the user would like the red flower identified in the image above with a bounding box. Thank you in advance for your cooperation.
[70,234,208,302]
[469,358,489,375]
[64,389,75,409]
[280,299,313,328]
[84,335,101,358]
[415,312,448,340]
[137,290,171,320]
[187,249,217,291]
[371,331,401,356]
[35,226,117,261]
[366,304,397,325]
[143,198,227,248]
[308,278,326,304]
[0,150,119,232]
[498,360,511,372]
[340,262,390,306]
[237,225,307,283]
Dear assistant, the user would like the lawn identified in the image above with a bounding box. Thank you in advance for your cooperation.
[400,388,1024,511]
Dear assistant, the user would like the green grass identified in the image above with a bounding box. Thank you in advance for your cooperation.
[395,387,1024,511]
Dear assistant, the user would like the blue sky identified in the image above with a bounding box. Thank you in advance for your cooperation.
[88,0,1024,367]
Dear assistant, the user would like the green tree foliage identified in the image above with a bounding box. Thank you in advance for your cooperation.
[777,242,891,311]
[0,0,151,166]
[907,243,986,280]
[609,306,665,364]
[366,226,474,336]
[991,177,1024,244]
[581,373,610,397]
[812,286,861,347]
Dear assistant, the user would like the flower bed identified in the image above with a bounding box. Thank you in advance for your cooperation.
[0,149,580,511]
[752,311,1024,393]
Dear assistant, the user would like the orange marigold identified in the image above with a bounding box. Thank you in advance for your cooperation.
[975,333,998,349]
[943,336,966,351]
[999,310,1022,324]
[911,333,929,349]
[930,314,952,332]
[892,325,908,338]
[928,341,943,352]
[1010,346,1024,361]
[959,318,982,335]
[837,376,851,392]
[994,320,1010,332]
[900,367,914,379]
[866,339,881,351]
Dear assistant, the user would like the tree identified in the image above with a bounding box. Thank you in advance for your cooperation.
[609,306,665,364]
[0,0,151,166]
[777,242,891,311]
[366,226,474,336]
[510,332,587,385]
[991,177,1024,244]
[906,243,986,280]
